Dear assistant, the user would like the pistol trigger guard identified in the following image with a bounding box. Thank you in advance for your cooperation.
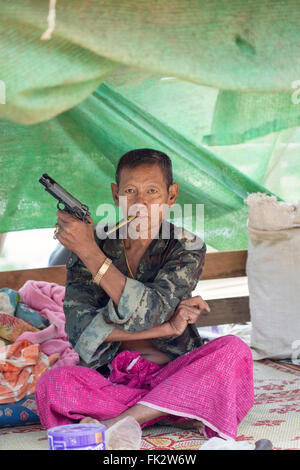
[56,201,65,211]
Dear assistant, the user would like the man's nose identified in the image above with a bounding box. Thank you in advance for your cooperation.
[134,191,148,206]
[130,200,148,217]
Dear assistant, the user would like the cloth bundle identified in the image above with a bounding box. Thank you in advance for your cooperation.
[16,281,79,368]
[0,280,80,405]
[0,340,59,404]
[0,287,49,345]
[0,282,79,368]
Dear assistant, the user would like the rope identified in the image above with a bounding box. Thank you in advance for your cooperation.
[41,0,57,40]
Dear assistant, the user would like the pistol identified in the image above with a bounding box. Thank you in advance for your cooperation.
[39,173,91,224]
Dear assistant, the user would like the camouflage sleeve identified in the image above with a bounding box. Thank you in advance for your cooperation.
[110,240,207,332]
[63,256,116,365]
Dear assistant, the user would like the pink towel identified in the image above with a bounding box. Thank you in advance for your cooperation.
[16,281,79,368]
[35,335,254,440]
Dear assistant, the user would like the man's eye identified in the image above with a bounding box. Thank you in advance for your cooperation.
[148,188,157,194]
[125,188,134,193]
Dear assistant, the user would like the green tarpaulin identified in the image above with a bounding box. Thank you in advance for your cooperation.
[1,0,300,250]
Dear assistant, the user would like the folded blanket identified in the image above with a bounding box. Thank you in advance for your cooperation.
[0,313,38,342]
[0,287,48,329]
[16,281,79,368]
[0,340,59,404]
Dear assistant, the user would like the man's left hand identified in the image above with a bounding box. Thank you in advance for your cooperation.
[55,210,96,258]
[168,295,211,336]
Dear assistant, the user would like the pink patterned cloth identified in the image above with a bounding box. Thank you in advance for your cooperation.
[35,335,254,440]
[16,281,79,368]
[109,350,161,389]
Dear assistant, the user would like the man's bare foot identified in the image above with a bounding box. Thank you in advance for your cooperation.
[80,417,101,424]
[80,403,169,429]
[80,416,119,428]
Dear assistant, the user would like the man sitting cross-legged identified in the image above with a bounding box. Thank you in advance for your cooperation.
[35,148,254,440]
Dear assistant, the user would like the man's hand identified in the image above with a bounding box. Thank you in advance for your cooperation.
[55,210,97,259]
[168,296,211,336]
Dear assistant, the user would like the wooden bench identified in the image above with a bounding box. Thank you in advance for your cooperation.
[0,250,250,328]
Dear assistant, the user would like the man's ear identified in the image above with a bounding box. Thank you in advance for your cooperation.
[111,183,119,206]
[168,182,179,206]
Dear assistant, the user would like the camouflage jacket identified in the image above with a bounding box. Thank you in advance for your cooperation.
[64,220,206,369]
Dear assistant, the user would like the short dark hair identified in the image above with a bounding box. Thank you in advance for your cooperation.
[115,148,173,189]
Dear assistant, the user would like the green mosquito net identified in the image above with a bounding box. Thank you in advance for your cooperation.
[1,0,300,250]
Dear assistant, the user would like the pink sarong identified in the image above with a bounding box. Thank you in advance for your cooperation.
[35,335,254,440]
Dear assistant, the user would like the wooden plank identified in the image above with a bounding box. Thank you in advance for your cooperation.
[0,265,67,290]
[0,249,248,293]
[196,296,250,327]
[0,260,250,326]
[201,250,247,280]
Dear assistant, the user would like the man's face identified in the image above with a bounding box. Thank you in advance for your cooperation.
[111,163,178,238]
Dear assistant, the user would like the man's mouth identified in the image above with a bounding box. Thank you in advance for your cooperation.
[129,211,148,219]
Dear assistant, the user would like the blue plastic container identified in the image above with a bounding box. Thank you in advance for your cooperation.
[47,423,106,450]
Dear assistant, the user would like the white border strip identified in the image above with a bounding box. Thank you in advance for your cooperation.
[137,401,232,441]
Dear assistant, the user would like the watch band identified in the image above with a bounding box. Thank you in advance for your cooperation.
[92,257,112,284]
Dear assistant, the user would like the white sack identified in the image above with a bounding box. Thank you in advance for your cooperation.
[245,193,300,360]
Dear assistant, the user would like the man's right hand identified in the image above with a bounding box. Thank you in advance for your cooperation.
[168,296,211,336]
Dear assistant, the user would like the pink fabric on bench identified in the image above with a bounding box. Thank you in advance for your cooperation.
[16,281,79,368]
